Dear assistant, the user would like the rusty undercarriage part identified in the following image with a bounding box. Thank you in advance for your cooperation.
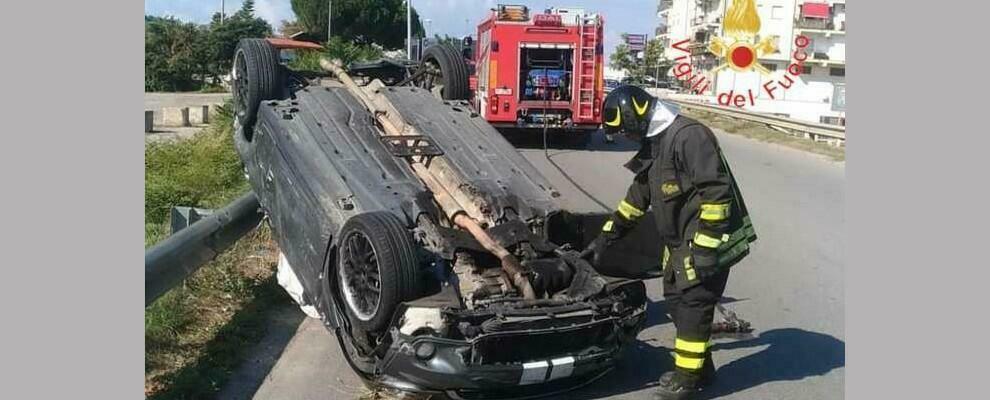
[320,58,538,300]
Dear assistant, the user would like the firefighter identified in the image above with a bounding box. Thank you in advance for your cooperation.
[585,85,757,400]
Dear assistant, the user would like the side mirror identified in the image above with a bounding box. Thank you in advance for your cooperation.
[462,36,474,47]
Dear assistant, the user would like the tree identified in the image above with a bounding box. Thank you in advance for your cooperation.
[145,16,208,91]
[290,0,424,49]
[609,42,638,79]
[610,35,670,84]
[279,19,306,37]
[642,37,671,83]
[145,1,272,91]
[205,1,272,80]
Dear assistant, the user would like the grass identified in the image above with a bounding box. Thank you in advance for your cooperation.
[681,108,846,161]
[145,101,288,399]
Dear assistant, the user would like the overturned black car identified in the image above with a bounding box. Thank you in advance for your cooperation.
[230,39,664,398]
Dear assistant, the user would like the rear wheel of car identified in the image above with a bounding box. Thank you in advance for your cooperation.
[232,38,282,141]
[337,212,421,332]
[419,44,470,100]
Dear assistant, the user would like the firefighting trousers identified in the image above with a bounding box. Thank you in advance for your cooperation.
[663,266,730,373]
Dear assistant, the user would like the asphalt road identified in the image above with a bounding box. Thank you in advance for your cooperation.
[220,130,845,400]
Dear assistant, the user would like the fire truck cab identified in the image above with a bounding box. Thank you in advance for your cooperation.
[473,5,605,133]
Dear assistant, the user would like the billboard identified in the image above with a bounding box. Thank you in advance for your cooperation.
[625,34,647,51]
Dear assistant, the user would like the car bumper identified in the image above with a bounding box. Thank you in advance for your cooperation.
[374,308,646,397]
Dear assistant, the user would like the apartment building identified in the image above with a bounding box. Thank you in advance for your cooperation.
[657,0,846,125]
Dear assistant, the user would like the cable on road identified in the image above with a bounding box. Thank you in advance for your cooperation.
[540,68,611,212]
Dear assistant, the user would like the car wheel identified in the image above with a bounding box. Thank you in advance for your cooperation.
[232,38,282,141]
[337,212,421,332]
[419,44,470,100]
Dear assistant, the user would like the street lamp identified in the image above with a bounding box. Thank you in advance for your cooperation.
[407,0,412,59]
[328,0,333,42]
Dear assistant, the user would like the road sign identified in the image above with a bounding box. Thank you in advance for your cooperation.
[832,83,845,112]
[625,34,647,51]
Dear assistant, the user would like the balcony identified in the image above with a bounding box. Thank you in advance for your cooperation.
[796,18,846,36]
[809,50,845,66]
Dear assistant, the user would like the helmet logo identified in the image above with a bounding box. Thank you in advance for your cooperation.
[632,97,650,116]
[605,109,622,127]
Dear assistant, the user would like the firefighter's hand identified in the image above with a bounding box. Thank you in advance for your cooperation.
[690,244,720,281]
[581,234,612,266]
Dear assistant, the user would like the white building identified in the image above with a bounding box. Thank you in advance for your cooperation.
[657,0,846,125]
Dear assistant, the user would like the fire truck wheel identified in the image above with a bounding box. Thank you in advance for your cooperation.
[232,38,283,141]
[421,44,470,100]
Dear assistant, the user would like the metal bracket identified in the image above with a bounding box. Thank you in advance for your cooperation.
[378,135,444,157]
[170,206,215,235]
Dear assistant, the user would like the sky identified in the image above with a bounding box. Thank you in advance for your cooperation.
[144,0,661,58]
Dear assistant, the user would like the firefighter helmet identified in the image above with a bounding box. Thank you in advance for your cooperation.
[602,85,656,141]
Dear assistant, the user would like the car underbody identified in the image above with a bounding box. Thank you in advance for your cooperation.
[231,39,664,398]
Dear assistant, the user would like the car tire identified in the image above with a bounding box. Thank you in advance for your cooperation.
[232,38,282,141]
[422,44,470,100]
[336,211,421,332]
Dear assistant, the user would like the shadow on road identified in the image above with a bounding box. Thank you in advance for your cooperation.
[699,328,845,399]
[148,276,302,400]
[215,302,307,400]
[557,327,844,400]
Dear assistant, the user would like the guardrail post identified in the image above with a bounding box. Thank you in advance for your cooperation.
[190,105,210,125]
[145,110,154,133]
[163,107,191,127]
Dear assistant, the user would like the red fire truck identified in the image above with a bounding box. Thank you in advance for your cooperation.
[345,5,606,138]
[472,5,605,134]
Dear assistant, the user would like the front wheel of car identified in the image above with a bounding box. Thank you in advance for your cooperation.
[337,211,421,333]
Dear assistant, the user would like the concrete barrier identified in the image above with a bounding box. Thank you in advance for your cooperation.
[145,110,154,133]
[162,107,190,127]
[189,105,210,125]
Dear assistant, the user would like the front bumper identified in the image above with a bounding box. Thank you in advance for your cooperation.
[374,306,646,397]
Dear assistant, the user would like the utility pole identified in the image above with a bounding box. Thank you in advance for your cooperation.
[220,0,225,25]
[407,0,413,59]
[327,0,333,42]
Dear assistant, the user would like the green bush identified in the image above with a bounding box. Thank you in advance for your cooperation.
[289,36,384,71]
[145,100,283,398]
[144,103,248,225]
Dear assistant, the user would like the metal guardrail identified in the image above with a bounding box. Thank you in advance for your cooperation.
[665,99,845,144]
[145,191,264,306]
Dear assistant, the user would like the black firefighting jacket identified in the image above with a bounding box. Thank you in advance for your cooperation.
[602,115,757,289]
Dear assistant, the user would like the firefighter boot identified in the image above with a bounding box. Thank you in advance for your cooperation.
[656,355,715,400]
[655,369,703,400]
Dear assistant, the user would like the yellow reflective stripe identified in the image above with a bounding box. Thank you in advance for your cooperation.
[674,353,705,370]
[684,256,697,280]
[675,338,709,353]
[617,200,644,220]
[700,203,730,221]
[662,246,670,269]
[693,231,724,249]
[602,220,614,232]
[632,97,650,116]
[605,109,622,127]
